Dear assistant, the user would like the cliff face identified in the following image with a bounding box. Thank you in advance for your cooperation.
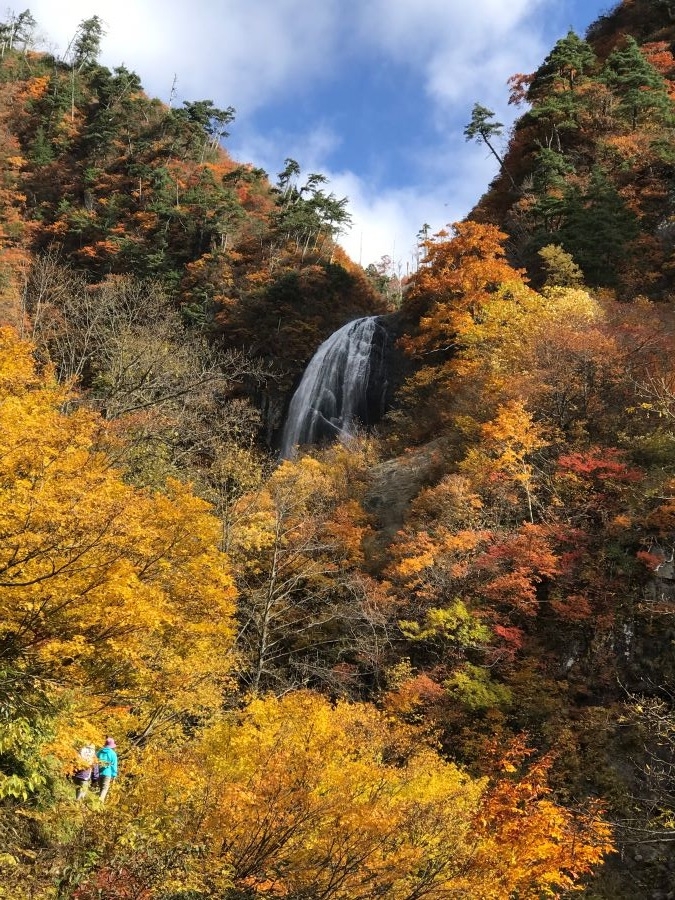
[364,436,452,548]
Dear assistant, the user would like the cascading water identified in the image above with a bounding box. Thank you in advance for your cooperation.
[280,316,389,459]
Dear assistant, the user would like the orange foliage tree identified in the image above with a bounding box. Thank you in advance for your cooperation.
[403,220,527,353]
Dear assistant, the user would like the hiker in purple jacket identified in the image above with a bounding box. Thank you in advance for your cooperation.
[73,744,98,801]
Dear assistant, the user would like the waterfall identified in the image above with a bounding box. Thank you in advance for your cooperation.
[280,316,388,459]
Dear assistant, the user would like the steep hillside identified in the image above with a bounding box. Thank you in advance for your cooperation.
[380,2,675,894]
[469,0,675,300]
[0,16,387,444]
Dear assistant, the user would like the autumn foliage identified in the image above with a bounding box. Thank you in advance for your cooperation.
[9,3,675,896]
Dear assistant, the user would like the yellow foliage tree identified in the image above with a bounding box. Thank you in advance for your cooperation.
[75,691,611,899]
[460,399,550,524]
[230,450,388,694]
[0,326,237,777]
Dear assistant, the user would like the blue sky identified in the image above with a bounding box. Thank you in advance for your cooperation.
[27,0,615,270]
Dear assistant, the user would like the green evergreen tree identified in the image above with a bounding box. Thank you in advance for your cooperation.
[0,9,36,57]
[28,126,54,165]
[528,30,597,98]
[602,35,673,130]
[464,103,517,189]
[270,160,351,258]
[558,168,639,285]
[532,146,575,194]
[522,148,575,242]
[525,31,597,151]
[70,15,105,72]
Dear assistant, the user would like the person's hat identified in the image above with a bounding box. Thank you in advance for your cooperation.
[104,737,116,748]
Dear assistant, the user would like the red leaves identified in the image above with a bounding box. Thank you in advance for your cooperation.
[507,72,535,107]
[549,593,593,622]
[493,624,525,650]
[477,525,560,616]
[556,447,642,483]
[636,549,664,572]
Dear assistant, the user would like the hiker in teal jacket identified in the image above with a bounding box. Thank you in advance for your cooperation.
[96,737,118,802]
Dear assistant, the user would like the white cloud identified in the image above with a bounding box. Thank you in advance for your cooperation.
[230,123,502,269]
[331,148,501,269]
[354,0,550,105]
[29,0,554,116]
[29,0,343,112]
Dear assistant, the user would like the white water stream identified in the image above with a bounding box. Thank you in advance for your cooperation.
[280,316,388,458]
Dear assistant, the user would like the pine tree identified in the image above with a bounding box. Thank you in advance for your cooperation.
[603,35,673,130]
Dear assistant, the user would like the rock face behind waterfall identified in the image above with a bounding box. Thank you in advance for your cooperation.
[280,316,389,458]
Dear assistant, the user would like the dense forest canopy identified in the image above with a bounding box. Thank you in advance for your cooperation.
[2,1,675,897]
